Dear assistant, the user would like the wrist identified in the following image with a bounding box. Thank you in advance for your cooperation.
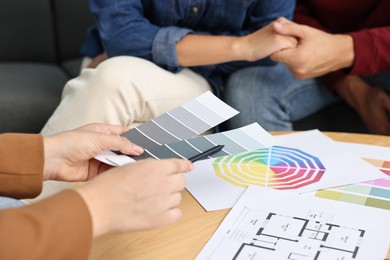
[43,136,56,180]
[231,37,247,61]
[333,34,355,70]
[76,184,110,237]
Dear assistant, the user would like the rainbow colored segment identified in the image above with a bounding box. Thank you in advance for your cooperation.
[213,146,325,190]
[315,158,390,210]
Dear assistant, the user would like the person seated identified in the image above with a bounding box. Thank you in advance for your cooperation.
[224,0,390,135]
[40,0,297,136]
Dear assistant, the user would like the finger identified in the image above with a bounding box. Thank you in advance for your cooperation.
[159,208,182,227]
[96,134,144,155]
[164,192,183,209]
[275,17,293,24]
[167,174,187,192]
[157,159,194,175]
[270,48,295,64]
[273,21,305,39]
[80,123,130,135]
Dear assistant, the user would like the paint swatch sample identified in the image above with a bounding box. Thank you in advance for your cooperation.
[213,146,326,190]
[315,158,390,210]
[121,91,238,150]
[129,123,279,162]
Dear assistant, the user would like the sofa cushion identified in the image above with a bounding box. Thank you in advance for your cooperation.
[0,63,68,133]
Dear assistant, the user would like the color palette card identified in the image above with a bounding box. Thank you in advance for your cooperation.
[95,91,239,166]
[129,122,279,161]
[313,142,390,210]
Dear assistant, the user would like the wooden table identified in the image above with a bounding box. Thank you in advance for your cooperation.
[89,132,390,260]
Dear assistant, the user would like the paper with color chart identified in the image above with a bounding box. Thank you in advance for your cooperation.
[311,142,390,210]
[197,186,390,260]
[185,130,386,211]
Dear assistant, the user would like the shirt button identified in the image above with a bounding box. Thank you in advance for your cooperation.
[192,6,199,14]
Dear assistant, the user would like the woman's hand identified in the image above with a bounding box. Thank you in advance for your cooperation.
[43,123,144,181]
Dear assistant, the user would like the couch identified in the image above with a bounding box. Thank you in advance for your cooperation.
[0,0,368,134]
[0,0,94,133]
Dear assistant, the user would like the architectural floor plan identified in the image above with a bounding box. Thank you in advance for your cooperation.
[231,208,364,259]
[197,186,390,260]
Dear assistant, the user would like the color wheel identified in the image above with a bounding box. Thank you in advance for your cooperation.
[212,146,326,190]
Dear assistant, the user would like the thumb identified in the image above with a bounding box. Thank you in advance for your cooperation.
[273,21,304,39]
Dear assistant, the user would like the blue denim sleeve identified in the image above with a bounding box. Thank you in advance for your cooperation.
[152,27,193,72]
[90,0,192,71]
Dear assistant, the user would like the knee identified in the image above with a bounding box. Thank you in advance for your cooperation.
[85,56,149,95]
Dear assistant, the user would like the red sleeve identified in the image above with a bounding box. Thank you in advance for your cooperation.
[350,27,390,76]
[0,190,93,260]
[294,1,344,92]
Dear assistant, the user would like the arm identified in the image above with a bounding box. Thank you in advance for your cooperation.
[0,134,43,199]
[90,0,296,72]
[177,0,296,68]
[0,158,192,259]
[0,190,92,260]
[0,133,92,259]
[283,0,390,78]
[0,124,191,259]
[333,75,390,135]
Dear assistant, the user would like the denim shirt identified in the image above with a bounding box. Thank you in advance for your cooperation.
[81,0,295,93]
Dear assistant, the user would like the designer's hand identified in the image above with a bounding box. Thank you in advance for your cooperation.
[76,158,193,236]
[270,18,354,79]
[43,123,144,181]
[333,75,390,135]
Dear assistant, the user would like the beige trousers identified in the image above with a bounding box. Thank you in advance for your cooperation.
[26,56,212,203]
[41,56,212,136]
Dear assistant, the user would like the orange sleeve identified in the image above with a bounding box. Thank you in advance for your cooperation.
[0,190,93,260]
[0,133,44,199]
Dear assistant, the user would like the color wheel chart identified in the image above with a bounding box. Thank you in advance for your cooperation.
[130,123,278,161]
[212,146,326,190]
[315,158,390,210]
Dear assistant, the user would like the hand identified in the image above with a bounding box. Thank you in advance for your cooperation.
[333,75,390,135]
[237,18,298,62]
[76,158,193,236]
[270,18,355,79]
[86,52,108,69]
[43,123,144,181]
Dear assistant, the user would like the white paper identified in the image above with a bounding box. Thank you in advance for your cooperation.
[197,186,390,260]
[186,130,386,211]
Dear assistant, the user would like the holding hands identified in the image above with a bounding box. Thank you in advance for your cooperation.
[269,17,390,135]
[270,17,354,79]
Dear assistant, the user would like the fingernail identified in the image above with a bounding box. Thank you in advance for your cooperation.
[133,144,144,154]
[274,22,282,28]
